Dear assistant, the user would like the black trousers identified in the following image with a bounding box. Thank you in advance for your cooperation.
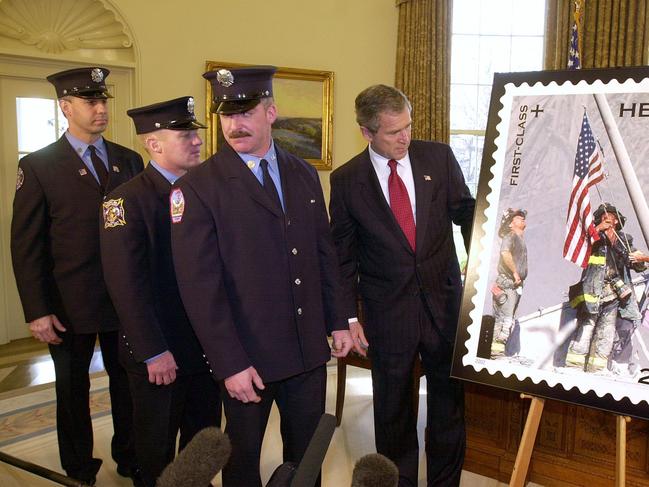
[221,365,326,487]
[128,370,222,487]
[369,301,466,487]
[49,330,134,481]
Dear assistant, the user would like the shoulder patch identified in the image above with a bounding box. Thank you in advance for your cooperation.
[170,188,185,223]
[16,167,24,191]
[103,198,126,228]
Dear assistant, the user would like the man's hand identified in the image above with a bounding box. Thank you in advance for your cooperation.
[29,314,66,345]
[513,271,522,286]
[224,366,265,403]
[146,351,178,385]
[348,321,369,357]
[331,329,354,358]
[629,250,649,264]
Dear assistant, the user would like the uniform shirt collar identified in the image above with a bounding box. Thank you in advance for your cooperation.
[65,131,107,159]
[149,160,178,184]
[238,140,278,177]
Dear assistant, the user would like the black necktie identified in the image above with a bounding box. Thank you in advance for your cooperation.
[260,159,283,211]
[88,145,108,190]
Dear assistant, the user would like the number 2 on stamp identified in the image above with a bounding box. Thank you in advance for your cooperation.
[638,369,649,385]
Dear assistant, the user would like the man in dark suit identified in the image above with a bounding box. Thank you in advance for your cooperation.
[11,67,143,485]
[100,97,221,487]
[170,66,353,487]
[329,84,475,486]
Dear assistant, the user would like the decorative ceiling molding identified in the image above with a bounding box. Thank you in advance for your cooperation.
[0,0,133,54]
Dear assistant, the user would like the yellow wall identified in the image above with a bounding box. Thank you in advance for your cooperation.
[111,0,399,194]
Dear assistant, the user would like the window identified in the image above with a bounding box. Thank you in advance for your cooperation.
[450,0,546,196]
[450,0,545,263]
[16,97,67,160]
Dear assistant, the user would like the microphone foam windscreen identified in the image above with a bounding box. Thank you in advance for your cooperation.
[156,427,231,487]
[351,453,399,487]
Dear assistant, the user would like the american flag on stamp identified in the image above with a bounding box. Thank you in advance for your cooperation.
[563,112,605,267]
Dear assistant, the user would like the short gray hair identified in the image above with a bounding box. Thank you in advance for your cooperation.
[355,84,411,133]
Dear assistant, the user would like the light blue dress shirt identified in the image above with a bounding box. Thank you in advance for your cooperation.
[149,160,179,185]
[64,131,109,184]
[237,141,285,210]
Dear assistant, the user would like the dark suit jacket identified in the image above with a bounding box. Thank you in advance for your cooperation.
[329,140,475,352]
[11,135,144,334]
[171,143,346,383]
[100,164,209,375]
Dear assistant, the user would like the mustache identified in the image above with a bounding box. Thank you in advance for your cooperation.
[227,130,251,139]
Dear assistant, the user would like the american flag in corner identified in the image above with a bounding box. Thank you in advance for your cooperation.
[568,0,582,69]
[563,112,605,267]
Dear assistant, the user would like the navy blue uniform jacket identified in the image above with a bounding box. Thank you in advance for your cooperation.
[11,136,144,333]
[329,140,475,352]
[171,143,346,382]
[100,164,209,375]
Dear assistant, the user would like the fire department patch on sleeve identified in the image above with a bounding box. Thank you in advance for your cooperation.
[103,198,126,228]
[16,167,24,191]
[170,188,185,224]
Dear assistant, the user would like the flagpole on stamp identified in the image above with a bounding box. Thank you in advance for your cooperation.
[593,92,649,248]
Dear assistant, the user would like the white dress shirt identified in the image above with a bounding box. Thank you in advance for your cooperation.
[368,143,417,219]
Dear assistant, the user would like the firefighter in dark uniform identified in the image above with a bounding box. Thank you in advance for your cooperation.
[568,203,649,373]
[99,97,222,487]
[10,67,143,485]
[170,66,354,487]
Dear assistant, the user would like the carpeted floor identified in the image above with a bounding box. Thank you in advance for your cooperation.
[0,340,522,486]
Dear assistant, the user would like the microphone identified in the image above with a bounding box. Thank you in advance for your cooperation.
[156,427,231,487]
[265,413,336,487]
[289,413,337,487]
[351,453,399,487]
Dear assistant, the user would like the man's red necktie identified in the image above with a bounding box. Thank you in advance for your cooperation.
[387,159,416,250]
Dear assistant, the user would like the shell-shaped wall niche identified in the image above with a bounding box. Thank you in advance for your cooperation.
[0,0,133,54]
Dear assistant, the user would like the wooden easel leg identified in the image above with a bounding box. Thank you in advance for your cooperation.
[616,415,631,487]
[509,395,545,487]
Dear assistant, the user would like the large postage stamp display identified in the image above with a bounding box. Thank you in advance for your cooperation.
[452,67,649,419]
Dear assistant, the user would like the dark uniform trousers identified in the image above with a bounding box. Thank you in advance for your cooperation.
[11,136,144,481]
[221,365,326,487]
[49,331,133,480]
[128,372,221,487]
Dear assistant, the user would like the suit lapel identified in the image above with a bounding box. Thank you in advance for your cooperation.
[221,144,282,218]
[410,145,434,252]
[56,137,102,193]
[105,141,130,193]
[356,148,413,254]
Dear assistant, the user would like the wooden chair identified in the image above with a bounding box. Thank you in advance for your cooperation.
[334,300,426,426]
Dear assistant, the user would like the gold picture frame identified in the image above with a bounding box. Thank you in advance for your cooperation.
[204,61,334,170]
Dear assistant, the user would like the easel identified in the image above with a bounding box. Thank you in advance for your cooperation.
[509,394,631,487]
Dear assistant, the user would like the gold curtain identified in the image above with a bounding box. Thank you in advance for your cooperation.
[545,0,649,69]
[395,0,452,143]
